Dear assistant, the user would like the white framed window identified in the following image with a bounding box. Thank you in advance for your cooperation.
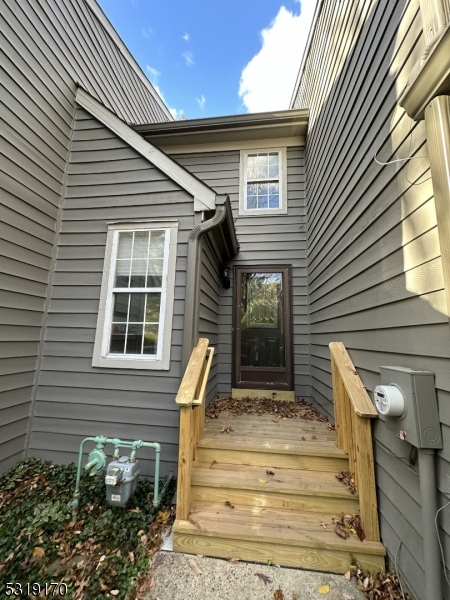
[239,148,287,216]
[92,220,178,370]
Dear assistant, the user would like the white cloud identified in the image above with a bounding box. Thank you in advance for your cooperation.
[197,94,206,110]
[142,28,153,38]
[182,51,195,67]
[146,65,160,84]
[239,0,316,112]
[182,33,189,41]
[169,107,185,120]
[146,65,184,120]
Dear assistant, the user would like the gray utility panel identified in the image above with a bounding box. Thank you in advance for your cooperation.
[377,366,442,449]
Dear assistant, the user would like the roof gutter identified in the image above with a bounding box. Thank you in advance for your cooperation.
[181,195,237,371]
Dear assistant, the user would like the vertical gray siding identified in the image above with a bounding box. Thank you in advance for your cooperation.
[0,0,169,472]
[172,148,309,399]
[293,0,450,597]
[29,108,193,476]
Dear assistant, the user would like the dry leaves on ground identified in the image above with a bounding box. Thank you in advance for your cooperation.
[349,560,409,599]
[206,397,329,422]
[153,553,165,568]
[336,471,357,495]
[332,514,365,542]
[274,588,285,600]
[221,425,234,434]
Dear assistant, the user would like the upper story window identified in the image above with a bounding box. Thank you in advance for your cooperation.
[92,221,178,370]
[239,148,287,216]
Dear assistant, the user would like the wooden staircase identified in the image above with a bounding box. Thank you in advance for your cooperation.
[173,340,386,574]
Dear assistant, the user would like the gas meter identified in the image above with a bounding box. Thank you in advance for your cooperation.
[105,456,140,507]
[373,366,442,449]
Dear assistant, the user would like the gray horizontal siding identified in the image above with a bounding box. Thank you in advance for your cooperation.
[293,0,450,597]
[29,108,193,478]
[1,0,170,474]
[173,148,309,398]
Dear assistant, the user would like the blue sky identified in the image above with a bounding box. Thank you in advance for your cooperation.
[98,0,316,119]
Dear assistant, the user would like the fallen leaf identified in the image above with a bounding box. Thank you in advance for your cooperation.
[255,572,272,585]
[227,556,240,563]
[128,507,141,513]
[221,425,234,434]
[334,523,350,539]
[274,588,284,600]
[266,470,275,476]
[110,591,119,597]
[153,553,165,568]
[209,460,217,469]
[258,478,268,483]
[342,594,354,600]
[344,570,351,580]
[189,558,202,575]
[32,547,45,560]
[312,435,318,440]
[335,471,356,495]
[318,584,330,594]
[196,554,204,558]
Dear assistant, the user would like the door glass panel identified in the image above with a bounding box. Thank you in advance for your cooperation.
[240,272,285,368]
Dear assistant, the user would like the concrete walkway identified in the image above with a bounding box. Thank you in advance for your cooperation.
[146,551,366,600]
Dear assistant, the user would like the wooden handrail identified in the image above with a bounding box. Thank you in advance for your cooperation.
[176,338,214,520]
[330,342,380,542]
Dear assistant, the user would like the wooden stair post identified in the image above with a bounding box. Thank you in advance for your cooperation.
[175,338,214,521]
[330,342,380,542]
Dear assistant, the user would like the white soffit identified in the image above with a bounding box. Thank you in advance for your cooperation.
[75,88,216,211]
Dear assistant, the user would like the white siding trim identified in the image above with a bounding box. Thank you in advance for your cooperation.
[75,88,216,211]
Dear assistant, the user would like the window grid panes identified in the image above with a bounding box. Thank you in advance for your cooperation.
[109,229,166,357]
[246,152,280,210]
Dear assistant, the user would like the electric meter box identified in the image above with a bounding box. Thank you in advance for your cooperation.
[376,366,442,449]
[105,456,140,507]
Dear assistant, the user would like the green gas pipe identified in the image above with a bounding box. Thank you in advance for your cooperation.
[69,436,161,516]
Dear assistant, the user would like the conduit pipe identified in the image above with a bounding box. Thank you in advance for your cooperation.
[181,195,233,372]
[418,448,443,600]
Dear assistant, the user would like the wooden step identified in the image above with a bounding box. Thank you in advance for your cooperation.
[196,436,349,472]
[191,461,359,514]
[173,501,386,573]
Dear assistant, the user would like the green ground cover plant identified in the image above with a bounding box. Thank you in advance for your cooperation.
[0,458,175,599]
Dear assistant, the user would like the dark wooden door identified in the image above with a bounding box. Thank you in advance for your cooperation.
[234,267,292,390]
